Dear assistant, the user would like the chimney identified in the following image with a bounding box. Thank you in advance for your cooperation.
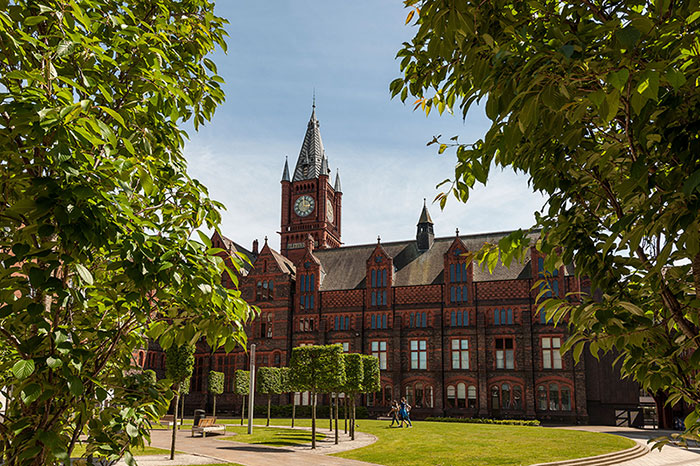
[252,239,259,255]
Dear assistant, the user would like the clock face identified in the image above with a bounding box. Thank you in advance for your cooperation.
[326,199,334,223]
[294,195,315,217]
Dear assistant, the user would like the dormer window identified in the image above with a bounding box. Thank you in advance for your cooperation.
[256,280,274,301]
[370,267,388,306]
[299,273,315,310]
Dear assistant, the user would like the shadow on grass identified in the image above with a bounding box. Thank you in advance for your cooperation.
[221,430,325,448]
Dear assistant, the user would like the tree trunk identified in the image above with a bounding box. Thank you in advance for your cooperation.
[170,391,179,460]
[267,395,271,427]
[329,393,333,431]
[311,391,317,449]
[213,394,217,418]
[292,394,296,428]
[241,394,246,426]
[179,393,185,430]
[334,392,339,445]
[351,395,356,441]
[344,395,348,433]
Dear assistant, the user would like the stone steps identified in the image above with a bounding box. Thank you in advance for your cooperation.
[531,443,649,466]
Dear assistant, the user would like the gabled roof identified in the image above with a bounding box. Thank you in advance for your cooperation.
[270,248,296,277]
[313,230,547,291]
[215,233,257,276]
[292,106,327,181]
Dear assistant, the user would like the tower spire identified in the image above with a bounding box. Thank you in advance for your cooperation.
[334,169,342,192]
[292,99,326,181]
[281,156,290,182]
[417,199,434,251]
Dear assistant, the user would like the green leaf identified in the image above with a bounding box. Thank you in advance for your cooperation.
[637,71,660,101]
[74,264,94,285]
[46,357,62,369]
[607,69,629,91]
[25,15,47,26]
[98,106,126,127]
[67,376,84,396]
[21,384,42,405]
[615,26,641,49]
[682,169,700,196]
[665,69,686,90]
[12,359,35,380]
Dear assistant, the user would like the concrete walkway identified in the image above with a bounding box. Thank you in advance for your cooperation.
[558,425,700,465]
[145,426,379,466]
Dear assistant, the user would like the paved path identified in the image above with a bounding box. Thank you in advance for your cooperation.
[558,425,700,465]
[146,426,379,466]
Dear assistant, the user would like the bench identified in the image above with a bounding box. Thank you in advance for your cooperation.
[159,415,181,426]
[191,417,226,437]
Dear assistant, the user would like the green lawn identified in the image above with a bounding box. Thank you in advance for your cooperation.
[221,425,325,447]
[155,417,635,466]
[332,420,636,466]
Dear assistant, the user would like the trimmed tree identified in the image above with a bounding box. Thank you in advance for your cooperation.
[278,367,297,427]
[289,345,345,449]
[342,353,364,441]
[234,370,250,426]
[257,367,281,427]
[208,371,224,417]
[362,355,381,407]
[165,345,195,460]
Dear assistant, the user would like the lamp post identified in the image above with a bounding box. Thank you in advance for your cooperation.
[247,343,256,434]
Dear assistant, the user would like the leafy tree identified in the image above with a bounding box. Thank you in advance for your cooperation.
[207,371,224,417]
[289,345,345,449]
[234,370,250,426]
[394,0,700,443]
[0,0,252,464]
[165,345,194,460]
[257,367,281,427]
[342,353,364,441]
[278,367,297,427]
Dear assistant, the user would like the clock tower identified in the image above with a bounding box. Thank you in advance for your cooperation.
[280,103,342,262]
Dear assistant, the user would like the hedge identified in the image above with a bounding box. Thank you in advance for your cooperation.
[252,403,369,419]
[424,417,541,426]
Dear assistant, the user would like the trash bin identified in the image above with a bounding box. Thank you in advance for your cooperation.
[193,409,206,427]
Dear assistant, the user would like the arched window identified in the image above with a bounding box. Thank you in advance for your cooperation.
[513,385,522,410]
[457,383,466,408]
[371,270,376,287]
[491,386,500,410]
[405,382,433,408]
[502,383,511,409]
[405,385,414,405]
[549,383,559,411]
[447,385,456,407]
[384,385,392,405]
[538,385,547,410]
[467,385,477,409]
[415,382,424,408]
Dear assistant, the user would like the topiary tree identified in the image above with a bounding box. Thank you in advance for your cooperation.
[234,370,250,426]
[165,344,195,460]
[257,367,281,427]
[289,345,345,449]
[208,371,224,417]
[278,366,300,427]
[342,353,364,440]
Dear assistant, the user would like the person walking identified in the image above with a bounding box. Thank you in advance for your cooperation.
[387,400,400,427]
[399,397,413,427]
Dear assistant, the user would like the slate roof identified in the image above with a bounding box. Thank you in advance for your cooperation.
[292,106,327,181]
[270,247,296,277]
[218,233,257,276]
[313,230,549,291]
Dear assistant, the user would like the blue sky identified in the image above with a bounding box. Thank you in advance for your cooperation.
[185,1,545,251]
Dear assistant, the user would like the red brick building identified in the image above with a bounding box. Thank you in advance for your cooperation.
[144,105,639,424]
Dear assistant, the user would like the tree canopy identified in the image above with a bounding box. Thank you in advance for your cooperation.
[394,0,700,442]
[0,0,252,463]
[234,370,250,396]
[343,353,364,394]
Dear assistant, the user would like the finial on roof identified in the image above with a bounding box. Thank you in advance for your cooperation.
[320,154,329,175]
[334,169,342,192]
[456,227,460,237]
[377,235,381,244]
[264,236,268,244]
[423,198,426,207]
[312,88,316,109]
[281,156,290,182]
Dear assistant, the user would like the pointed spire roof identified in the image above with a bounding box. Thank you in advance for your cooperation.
[418,198,433,224]
[320,154,329,176]
[334,169,342,192]
[281,156,290,182]
[292,102,327,181]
